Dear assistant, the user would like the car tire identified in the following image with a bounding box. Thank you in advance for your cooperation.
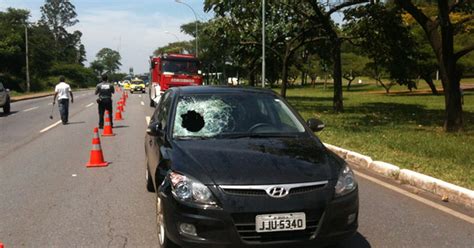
[3,98,10,114]
[156,195,179,248]
[146,165,155,192]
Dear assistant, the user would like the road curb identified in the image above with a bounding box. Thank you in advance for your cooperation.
[10,88,93,103]
[11,92,54,102]
[324,142,474,209]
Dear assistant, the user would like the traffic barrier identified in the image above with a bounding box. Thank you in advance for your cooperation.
[102,111,115,136]
[86,127,109,167]
[114,108,123,121]
[0,242,4,248]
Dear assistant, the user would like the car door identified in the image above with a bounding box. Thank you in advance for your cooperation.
[147,91,173,186]
[0,83,6,105]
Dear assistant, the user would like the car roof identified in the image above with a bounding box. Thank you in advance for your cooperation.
[173,86,277,95]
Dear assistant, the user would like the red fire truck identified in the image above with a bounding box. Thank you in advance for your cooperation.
[148,53,203,107]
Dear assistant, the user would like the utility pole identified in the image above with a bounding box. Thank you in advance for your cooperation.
[25,24,30,92]
[262,0,266,88]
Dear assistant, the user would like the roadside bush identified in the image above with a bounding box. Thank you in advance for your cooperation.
[50,63,97,88]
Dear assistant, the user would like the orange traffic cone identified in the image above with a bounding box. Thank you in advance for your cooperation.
[118,100,124,112]
[114,108,123,121]
[102,111,115,136]
[86,127,109,167]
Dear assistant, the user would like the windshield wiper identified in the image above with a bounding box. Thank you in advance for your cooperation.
[174,136,213,140]
[216,133,298,139]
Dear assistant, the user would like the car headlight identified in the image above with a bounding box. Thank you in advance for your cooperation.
[169,171,217,207]
[334,164,357,197]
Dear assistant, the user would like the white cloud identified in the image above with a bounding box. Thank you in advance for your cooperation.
[76,9,194,74]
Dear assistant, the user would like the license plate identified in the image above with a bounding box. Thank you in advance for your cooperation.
[255,212,306,233]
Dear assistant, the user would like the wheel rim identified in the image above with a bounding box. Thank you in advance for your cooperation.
[156,196,165,245]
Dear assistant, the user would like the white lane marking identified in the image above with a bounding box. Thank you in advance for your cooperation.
[48,103,53,105]
[72,174,77,177]
[40,120,62,133]
[354,171,474,224]
[146,116,151,125]
[139,95,142,98]
[23,106,39,112]
[85,102,94,107]
[141,101,145,106]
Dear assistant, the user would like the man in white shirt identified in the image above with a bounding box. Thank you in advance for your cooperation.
[52,76,74,124]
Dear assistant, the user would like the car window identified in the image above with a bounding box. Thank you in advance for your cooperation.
[172,93,305,138]
[156,91,172,130]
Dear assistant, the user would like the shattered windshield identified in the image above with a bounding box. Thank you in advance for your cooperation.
[172,93,305,138]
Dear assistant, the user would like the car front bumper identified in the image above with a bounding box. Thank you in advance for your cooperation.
[159,185,358,248]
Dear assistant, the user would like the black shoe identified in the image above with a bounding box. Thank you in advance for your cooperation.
[99,126,103,129]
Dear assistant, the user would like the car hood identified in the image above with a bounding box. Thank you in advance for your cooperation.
[169,137,343,185]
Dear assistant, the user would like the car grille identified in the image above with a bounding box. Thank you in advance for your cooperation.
[232,212,320,243]
[222,184,326,197]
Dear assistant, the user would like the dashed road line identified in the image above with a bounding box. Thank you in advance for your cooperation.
[141,101,145,106]
[85,102,94,107]
[139,95,142,98]
[354,171,474,224]
[23,106,39,112]
[48,103,53,105]
[40,120,62,133]
[146,116,151,125]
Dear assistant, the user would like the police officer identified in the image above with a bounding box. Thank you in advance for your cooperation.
[95,74,115,129]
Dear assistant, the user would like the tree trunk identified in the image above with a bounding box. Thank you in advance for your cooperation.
[422,74,438,95]
[396,0,464,132]
[249,69,256,87]
[280,55,289,98]
[333,40,343,112]
[438,1,463,132]
[347,78,354,91]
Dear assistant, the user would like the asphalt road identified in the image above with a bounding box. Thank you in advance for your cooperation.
[0,90,472,247]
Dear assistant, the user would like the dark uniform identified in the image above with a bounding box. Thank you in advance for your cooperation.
[95,81,115,128]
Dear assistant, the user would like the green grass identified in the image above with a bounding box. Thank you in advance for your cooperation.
[284,83,474,189]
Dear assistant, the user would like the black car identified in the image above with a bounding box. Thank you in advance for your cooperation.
[145,86,358,248]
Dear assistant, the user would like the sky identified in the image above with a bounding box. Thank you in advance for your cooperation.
[0,0,213,74]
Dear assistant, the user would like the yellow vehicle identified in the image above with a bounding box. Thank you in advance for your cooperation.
[123,80,131,90]
[130,78,146,93]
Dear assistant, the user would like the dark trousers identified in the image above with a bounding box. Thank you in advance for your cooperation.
[58,99,69,124]
[98,98,113,128]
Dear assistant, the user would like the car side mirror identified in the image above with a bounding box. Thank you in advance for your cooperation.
[307,118,325,132]
[146,122,164,137]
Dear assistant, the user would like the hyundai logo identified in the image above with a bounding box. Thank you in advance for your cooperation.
[266,186,289,198]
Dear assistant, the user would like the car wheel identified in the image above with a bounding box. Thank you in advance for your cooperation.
[3,98,10,114]
[146,166,155,192]
[156,195,179,248]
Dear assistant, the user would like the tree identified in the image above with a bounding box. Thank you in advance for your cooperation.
[0,8,30,91]
[341,53,369,90]
[344,3,418,93]
[305,0,369,112]
[40,0,78,44]
[93,48,122,74]
[205,0,326,97]
[394,0,474,132]
[40,0,80,62]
